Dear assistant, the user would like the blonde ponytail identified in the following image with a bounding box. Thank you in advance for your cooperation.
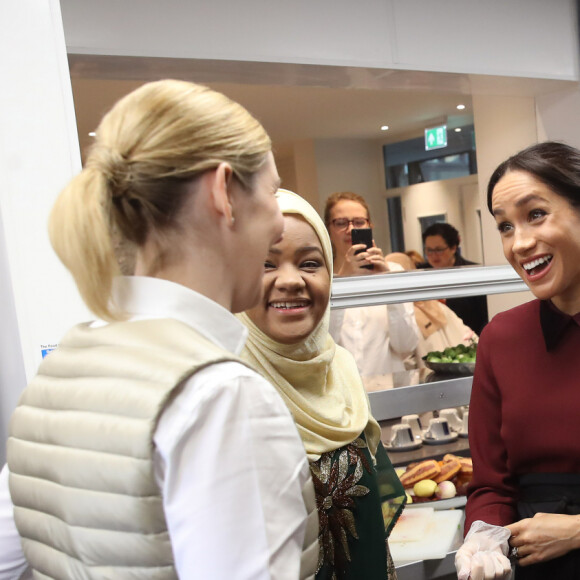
[48,167,121,321]
[48,79,272,320]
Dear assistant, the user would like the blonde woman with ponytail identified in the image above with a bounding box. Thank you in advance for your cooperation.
[0,80,317,580]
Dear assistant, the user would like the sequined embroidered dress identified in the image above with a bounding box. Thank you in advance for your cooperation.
[310,434,405,580]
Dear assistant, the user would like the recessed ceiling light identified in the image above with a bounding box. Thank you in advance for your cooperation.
[381,125,389,131]
[456,104,466,110]
[88,131,96,137]
[454,127,462,132]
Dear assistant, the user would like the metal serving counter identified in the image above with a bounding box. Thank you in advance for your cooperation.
[364,370,472,579]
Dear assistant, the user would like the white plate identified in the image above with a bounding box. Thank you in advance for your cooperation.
[422,432,459,445]
[405,495,467,510]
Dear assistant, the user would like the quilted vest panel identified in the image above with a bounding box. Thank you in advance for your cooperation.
[8,318,238,580]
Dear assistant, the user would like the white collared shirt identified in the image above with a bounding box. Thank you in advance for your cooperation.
[329,263,420,377]
[0,276,310,579]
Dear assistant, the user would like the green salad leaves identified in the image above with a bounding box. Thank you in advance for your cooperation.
[425,342,477,364]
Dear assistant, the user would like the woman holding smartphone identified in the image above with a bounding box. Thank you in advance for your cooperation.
[324,192,419,377]
[324,192,389,276]
[0,80,316,579]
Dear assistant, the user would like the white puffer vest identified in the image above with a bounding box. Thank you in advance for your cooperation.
[7,319,244,580]
[8,317,318,579]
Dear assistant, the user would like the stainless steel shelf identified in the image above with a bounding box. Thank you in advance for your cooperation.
[368,371,473,421]
[331,264,527,309]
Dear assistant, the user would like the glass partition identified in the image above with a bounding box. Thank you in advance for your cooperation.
[330,265,527,309]
[330,270,530,395]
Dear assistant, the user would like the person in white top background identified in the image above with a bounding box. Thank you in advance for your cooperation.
[385,252,476,368]
[324,192,419,377]
[0,79,316,579]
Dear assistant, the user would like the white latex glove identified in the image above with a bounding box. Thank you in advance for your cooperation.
[455,520,512,580]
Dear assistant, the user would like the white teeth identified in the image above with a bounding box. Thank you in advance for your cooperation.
[523,255,552,271]
[270,301,308,309]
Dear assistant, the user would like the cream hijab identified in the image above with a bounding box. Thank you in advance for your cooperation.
[238,189,381,461]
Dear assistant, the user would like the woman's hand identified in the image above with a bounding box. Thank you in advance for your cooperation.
[455,520,512,580]
[337,244,388,276]
[507,513,580,566]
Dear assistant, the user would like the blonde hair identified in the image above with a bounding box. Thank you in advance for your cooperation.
[49,80,271,321]
[405,250,424,268]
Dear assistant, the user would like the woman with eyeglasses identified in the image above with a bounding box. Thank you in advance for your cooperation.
[420,222,468,269]
[324,191,389,276]
[324,192,419,377]
[418,222,489,335]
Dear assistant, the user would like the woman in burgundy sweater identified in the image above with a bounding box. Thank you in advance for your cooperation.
[456,141,580,580]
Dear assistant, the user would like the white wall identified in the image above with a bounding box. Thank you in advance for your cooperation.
[472,94,538,316]
[391,0,577,79]
[472,94,539,266]
[0,209,26,464]
[314,138,388,250]
[459,179,484,264]
[385,174,481,261]
[537,85,580,149]
[292,140,320,211]
[59,0,578,80]
[275,155,298,194]
[0,0,88,461]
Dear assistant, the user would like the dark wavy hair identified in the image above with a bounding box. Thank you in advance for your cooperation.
[421,222,460,248]
[487,141,580,214]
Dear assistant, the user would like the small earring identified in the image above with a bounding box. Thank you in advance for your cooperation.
[231,215,235,226]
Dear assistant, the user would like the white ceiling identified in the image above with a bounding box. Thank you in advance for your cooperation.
[69,56,477,159]
[68,54,573,161]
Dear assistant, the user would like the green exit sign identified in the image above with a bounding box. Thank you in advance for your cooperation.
[425,125,448,151]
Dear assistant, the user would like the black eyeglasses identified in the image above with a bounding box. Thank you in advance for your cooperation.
[425,246,450,255]
[330,217,370,230]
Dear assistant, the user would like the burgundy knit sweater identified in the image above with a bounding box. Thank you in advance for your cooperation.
[465,299,580,530]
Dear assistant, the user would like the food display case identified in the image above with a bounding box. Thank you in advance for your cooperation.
[330,265,527,580]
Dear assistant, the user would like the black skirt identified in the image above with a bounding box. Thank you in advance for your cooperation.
[514,473,580,579]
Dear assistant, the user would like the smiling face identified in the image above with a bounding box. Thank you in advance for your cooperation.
[246,214,331,344]
[491,170,580,315]
[424,235,457,268]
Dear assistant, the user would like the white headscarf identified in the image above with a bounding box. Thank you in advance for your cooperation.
[237,189,381,461]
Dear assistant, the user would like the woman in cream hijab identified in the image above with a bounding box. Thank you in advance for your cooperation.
[238,189,406,580]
